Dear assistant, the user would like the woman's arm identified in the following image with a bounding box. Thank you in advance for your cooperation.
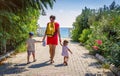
[42,26,47,41]
[58,25,61,44]
[42,34,46,41]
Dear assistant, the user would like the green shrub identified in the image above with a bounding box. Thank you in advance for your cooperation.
[79,29,91,43]
[15,42,26,53]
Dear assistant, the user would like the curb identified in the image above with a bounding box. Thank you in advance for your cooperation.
[0,51,15,61]
[95,53,120,76]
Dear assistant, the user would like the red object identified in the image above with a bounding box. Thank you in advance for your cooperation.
[92,46,99,50]
[96,40,102,45]
[47,22,59,45]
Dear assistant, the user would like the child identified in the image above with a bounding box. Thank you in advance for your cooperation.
[60,40,72,66]
[26,32,42,64]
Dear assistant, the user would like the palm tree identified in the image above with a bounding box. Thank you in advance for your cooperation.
[0,0,56,12]
[0,0,56,54]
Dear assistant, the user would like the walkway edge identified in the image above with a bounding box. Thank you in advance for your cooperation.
[95,53,120,76]
[0,51,15,61]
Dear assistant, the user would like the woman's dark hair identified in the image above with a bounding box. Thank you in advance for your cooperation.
[50,15,56,20]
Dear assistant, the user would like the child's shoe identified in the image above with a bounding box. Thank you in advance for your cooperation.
[63,62,68,66]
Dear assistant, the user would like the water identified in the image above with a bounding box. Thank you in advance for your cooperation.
[37,27,72,38]
[60,28,71,38]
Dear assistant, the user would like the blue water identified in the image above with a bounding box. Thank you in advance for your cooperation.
[60,28,70,38]
[37,27,72,38]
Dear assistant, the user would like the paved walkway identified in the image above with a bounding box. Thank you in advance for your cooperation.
[0,37,114,76]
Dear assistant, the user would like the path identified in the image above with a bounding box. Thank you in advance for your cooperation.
[0,37,114,76]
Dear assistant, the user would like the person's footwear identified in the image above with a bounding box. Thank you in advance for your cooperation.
[50,60,54,64]
[66,62,68,66]
[27,62,30,64]
[63,62,68,66]
[33,59,37,62]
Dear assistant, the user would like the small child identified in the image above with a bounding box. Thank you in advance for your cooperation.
[26,32,42,64]
[60,40,72,66]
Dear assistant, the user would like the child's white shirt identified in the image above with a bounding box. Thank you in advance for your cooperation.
[26,38,36,51]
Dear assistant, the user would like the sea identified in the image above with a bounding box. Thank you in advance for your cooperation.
[60,27,72,38]
[37,27,72,38]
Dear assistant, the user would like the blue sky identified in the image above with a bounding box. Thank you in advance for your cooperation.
[38,0,120,27]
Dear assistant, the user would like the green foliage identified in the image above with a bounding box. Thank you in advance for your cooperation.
[71,29,80,41]
[0,7,39,54]
[79,29,91,43]
[72,1,120,67]
[0,0,56,12]
[0,0,55,54]
[72,7,92,41]
[15,42,26,53]
[102,63,110,69]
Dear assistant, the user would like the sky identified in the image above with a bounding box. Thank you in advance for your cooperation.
[38,0,120,28]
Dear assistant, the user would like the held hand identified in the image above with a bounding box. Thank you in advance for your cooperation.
[42,40,46,46]
[60,42,62,46]
[59,39,61,43]
[42,39,45,42]
[59,39,62,45]
[39,41,43,43]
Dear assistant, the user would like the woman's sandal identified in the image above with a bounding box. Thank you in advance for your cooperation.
[50,60,54,64]
[27,62,30,64]
[33,59,37,62]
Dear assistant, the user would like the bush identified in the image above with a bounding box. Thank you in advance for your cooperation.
[79,29,91,43]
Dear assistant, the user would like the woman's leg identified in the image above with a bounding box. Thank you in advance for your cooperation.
[51,45,56,63]
[49,45,52,60]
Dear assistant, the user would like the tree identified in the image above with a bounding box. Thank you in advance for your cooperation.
[0,0,56,54]
[109,1,116,10]
[0,0,56,12]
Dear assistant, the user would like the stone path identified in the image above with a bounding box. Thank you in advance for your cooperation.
[0,37,114,76]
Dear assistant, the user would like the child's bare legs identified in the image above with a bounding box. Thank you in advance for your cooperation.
[32,51,36,62]
[27,51,31,64]
[64,56,68,65]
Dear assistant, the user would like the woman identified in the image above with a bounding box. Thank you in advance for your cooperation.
[42,15,61,64]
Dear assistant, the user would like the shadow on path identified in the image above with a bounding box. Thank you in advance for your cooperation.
[0,63,28,75]
[14,63,27,66]
[55,63,64,67]
[85,73,96,76]
[81,53,102,69]
[28,60,50,68]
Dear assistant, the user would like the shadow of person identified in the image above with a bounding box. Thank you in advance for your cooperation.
[14,63,27,67]
[85,72,96,76]
[28,60,50,68]
[0,66,28,75]
[0,63,27,75]
[54,63,64,67]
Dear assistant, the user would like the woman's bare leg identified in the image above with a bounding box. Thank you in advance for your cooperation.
[51,45,56,63]
[49,45,52,60]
